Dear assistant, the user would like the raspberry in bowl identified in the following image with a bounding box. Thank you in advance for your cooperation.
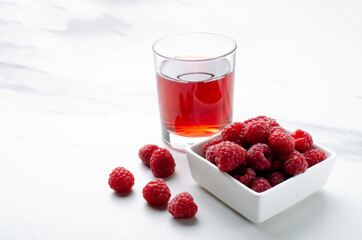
[185,116,336,223]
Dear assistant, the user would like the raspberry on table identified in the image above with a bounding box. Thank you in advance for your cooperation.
[108,167,135,193]
[268,131,295,156]
[238,168,256,187]
[203,136,223,154]
[291,129,313,153]
[138,144,159,166]
[251,177,271,193]
[142,178,171,206]
[214,141,247,172]
[205,144,217,164]
[246,143,273,171]
[150,148,176,178]
[283,151,308,176]
[267,172,287,187]
[303,149,327,167]
[168,192,198,218]
[244,120,271,145]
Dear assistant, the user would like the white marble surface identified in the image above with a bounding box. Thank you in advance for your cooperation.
[1,0,362,239]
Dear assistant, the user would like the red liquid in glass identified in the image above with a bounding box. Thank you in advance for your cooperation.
[157,59,234,137]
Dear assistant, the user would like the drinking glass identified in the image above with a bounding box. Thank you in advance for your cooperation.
[153,32,237,151]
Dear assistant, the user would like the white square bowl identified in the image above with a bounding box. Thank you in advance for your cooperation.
[185,134,336,223]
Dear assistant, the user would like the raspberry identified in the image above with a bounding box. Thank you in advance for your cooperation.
[168,192,198,218]
[266,118,280,129]
[246,143,273,171]
[138,144,159,166]
[244,115,269,124]
[221,122,244,142]
[205,144,217,164]
[303,149,327,167]
[238,168,256,187]
[291,129,313,153]
[220,122,249,148]
[244,116,280,129]
[142,178,171,206]
[270,126,287,134]
[214,141,247,172]
[268,131,295,156]
[150,148,176,178]
[267,172,287,187]
[233,132,249,148]
[108,167,135,193]
[228,164,247,176]
[244,120,271,145]
[202,136,223,154]
[268,157,284,173]
[243,116,262,124]
[251,177,271,193]
[283,151,308,176]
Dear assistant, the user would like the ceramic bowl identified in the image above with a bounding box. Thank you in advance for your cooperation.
[185,132,336,223]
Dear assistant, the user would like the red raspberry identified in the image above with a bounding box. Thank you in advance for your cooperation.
[268,131,295,156]
[283,151,308,176]
[251,177,271,193]
[244,120,271,145]
[270,126,287,134]
[244,115,269,124]
[202,136,223,154]
[268,157,284,173]
[108,167,135,193]
[214,141,247,172]
[228,164,247,176]
[238,168,256,187]
[266,118,280,129]
[291,129,313,153]
[205,144,217,164]
[138,144,159,166]
[220,122,249,148]
[150,148,176,178]
[246,143,273,171]
[267,172,287,187]
[168,192,198,218]
[233,131,249,149]
[221,122,244,142]
[303,149,327,167]
[244,116,280,129]
[142,178,171,206]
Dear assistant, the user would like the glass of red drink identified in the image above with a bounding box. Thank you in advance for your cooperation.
[153,32,237,151]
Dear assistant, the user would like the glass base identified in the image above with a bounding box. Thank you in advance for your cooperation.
[161,127,216,152]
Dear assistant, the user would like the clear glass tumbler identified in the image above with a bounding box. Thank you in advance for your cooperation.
[153,32,237,151]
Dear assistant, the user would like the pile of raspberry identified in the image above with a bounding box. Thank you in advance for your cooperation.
[108,144,197,219]
[203,116,327,193]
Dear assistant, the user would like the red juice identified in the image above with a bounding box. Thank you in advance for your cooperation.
[156,59,234,137]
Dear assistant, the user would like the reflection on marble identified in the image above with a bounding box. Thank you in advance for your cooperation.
[1,0,362,240]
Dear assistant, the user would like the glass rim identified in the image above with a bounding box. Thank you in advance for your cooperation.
[152,32,237,62]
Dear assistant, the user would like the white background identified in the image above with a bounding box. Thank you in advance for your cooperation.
[1,1,362,239]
